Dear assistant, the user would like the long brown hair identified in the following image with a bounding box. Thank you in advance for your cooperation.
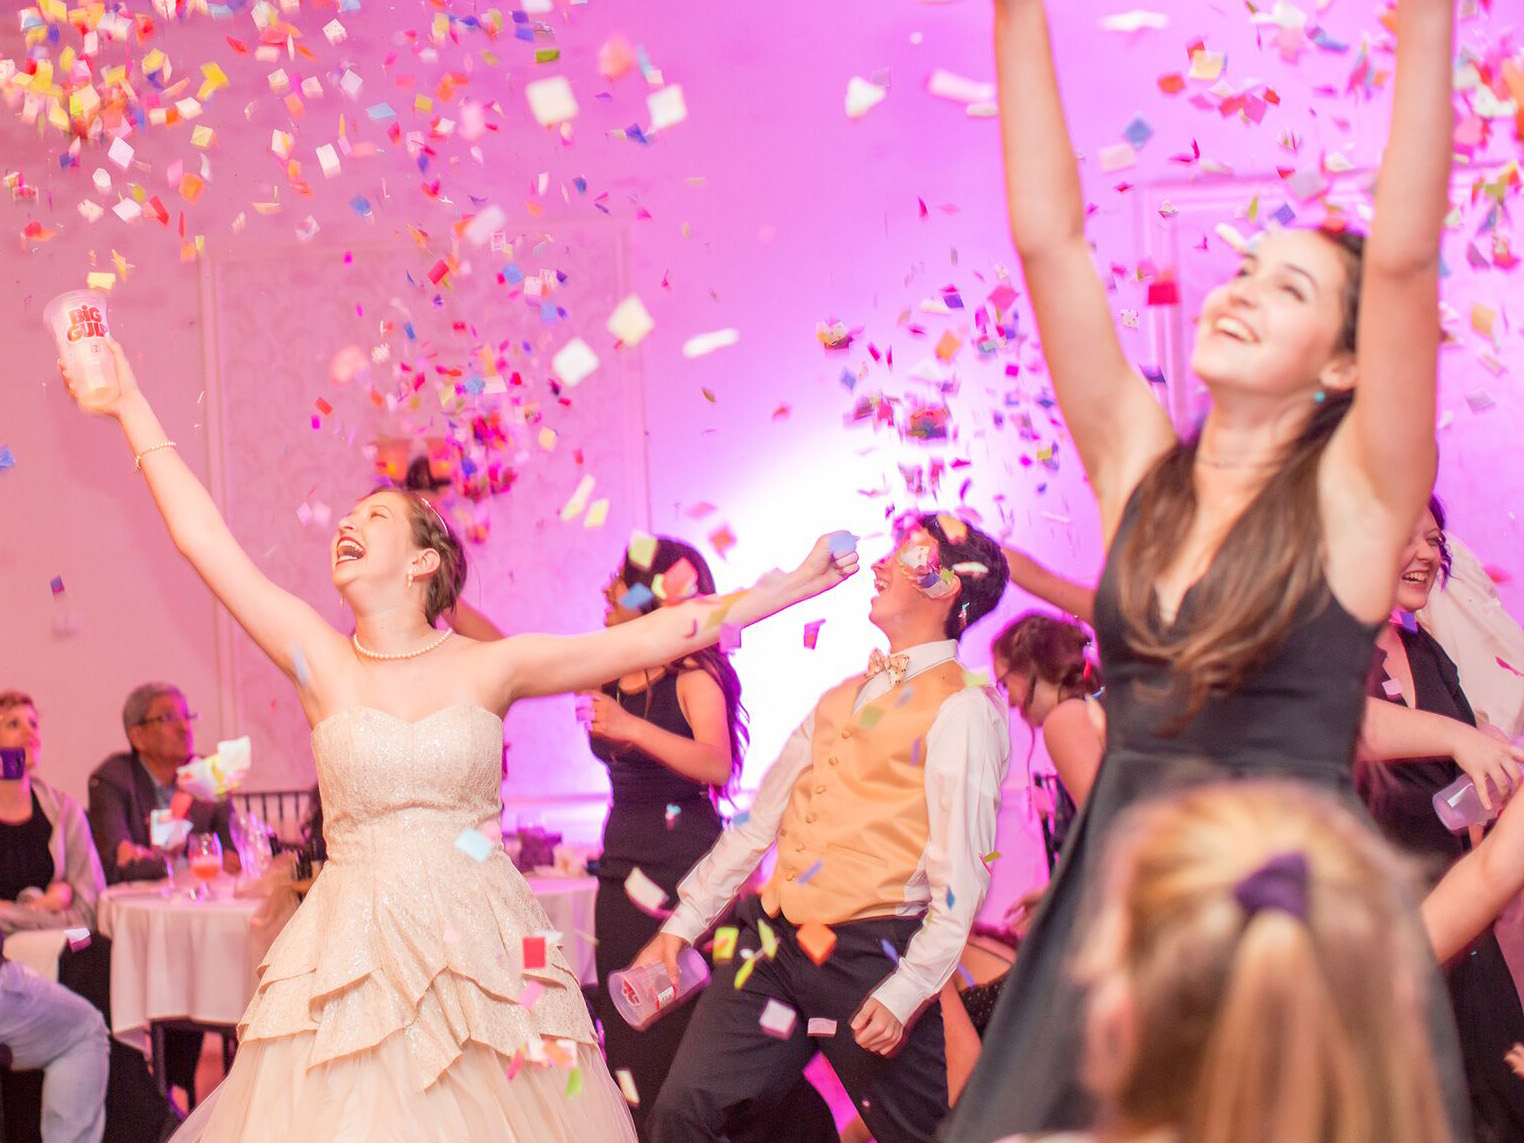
[1081,781,1451,1143]
[1115,230,1365,723]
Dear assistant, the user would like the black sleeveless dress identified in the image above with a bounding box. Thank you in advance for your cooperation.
[939,491,1471,1142]
[589,669,723,1142]
[1361,626,1524,1143]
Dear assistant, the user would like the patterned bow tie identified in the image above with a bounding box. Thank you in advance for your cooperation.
[866,650,911,686]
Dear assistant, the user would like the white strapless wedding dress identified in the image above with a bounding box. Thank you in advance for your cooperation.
[172,705,636,1142]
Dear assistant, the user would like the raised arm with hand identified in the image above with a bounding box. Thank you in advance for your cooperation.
[1425,787,1524,964]
[62,343,349,687]
[993,0,1175,534]
[482,539,857,706]
[1002,546,1096,626]
[1322,0,1453,603]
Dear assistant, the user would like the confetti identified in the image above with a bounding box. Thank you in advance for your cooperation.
[63,928,91,952]
[49,576,65,596]
[758,918,779,960]
[712,926,739,963]
[584,499,611,529]
[455,829,495,863]
[552,338,599,387]
[624,867,670,915]
[0,447,13,473]
[517,981,545,1008]
[759,999,797,1039]
[682,329,740,358]
[523,935,548,970]
[525,76,578,127]
[846,76,889,119]
[807,1017,839,1037]
[607,295,655,347]
[1100,10,1169,32]
[665,803,681,830]
[618,583,656,611]
[879,939,901,964]
[648,85,687,131]
[615,1068,640,1106]
[560,475,596,522]
[827,531,858,557]
[803,620,826,650]
[733,952,759,989]
[628,531,659,570]
[797,859,823,883]
[796,921,837,966]
[565,1068,583,1098]
[927,69,994,105]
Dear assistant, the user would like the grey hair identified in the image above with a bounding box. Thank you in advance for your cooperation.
[122,683,184,735]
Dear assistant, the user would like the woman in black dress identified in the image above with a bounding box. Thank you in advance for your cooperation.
[945,0,1494,1138]
[584,537,744,1138]
[1359,499,1524,1143]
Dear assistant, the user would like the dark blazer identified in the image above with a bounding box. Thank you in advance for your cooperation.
[87,752,235,884]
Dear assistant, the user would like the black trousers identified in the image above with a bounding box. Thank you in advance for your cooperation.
[650,898,948,1143]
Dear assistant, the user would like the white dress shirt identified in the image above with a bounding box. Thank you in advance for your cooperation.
[662,639,1010,1025]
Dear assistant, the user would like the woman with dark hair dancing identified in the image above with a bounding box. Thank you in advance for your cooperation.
[582,536,748,1136]
[944,0,1496,1137]
[59,342,857,1143]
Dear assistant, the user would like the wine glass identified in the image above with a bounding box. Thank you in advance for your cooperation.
[187,833,223,901]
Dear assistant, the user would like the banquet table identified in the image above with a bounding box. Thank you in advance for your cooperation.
[97,870,600,1068]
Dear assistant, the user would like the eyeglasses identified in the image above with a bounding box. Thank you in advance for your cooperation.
[137,712,198,728]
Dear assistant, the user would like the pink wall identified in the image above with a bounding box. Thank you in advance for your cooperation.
[2,1,1519,915]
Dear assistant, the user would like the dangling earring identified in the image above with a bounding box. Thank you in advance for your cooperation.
[959,601,970,630]
[1313,387,1327,404]
[406,570,415,590]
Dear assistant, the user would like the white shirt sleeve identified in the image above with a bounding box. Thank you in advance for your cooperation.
[660,713,816,944]
[869,687,1010,1026]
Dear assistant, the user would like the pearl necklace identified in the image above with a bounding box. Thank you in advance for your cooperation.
[352,628,453,661]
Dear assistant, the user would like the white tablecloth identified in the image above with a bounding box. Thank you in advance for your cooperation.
[98,872,600,1051]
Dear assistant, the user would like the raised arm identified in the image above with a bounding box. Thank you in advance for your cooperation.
[993,0,1175,534]
[1325,0,1452,527]
[64,343,349,686]
[1002,546,1096,625]
[483,537,856,705]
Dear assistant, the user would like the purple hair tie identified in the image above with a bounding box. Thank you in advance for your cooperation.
[1233,851,1310,922]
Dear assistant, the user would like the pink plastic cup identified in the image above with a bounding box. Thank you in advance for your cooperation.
[43,289,119,411]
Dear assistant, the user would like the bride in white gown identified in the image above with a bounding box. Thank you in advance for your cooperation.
[63,341,858,1142]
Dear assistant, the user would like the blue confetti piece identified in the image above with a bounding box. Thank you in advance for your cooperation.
[839,368,857,392]
[619,584,656,611]
[503,263,525,285]
[1399,611,1419,633]
[1122,114,1154,150]
[403,322,417,341]
[798,860,823,884]
[49,576,65,596]
[879,939,900,964]
[464,375,485,394]
[0,446,15,472]
[513,24,535,41]
[946,887,956,910]
[454,829,495,863]
[732,810,751,828]
[826,531,857,558]
[365,103,396,121]
[290,644,312,687]
[956,964,974,988]
[539,300,558,322]
[349,196,373,216]
[1270,202,1297,227]
[573,176,588,193]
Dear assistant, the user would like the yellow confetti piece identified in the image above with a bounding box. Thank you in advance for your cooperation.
[607,294,655,346]
[560,475,596,522]
[733,953,758,990]
[758,918,779,960]
[537,428,558,451]
[583,499,610,529]
[86,272,116,291]
[190,125,217,149]
[627,531,659,570]
[615,1068,640,1106]
[1471,303,1498,340]
[711,925,739,964]
[1188,49,1225,81]
[198,62,230,101]
[565,1067,583,1098]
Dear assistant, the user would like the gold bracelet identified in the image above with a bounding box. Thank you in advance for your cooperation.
[134,441,177,472]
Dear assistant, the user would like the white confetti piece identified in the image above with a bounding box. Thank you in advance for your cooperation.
[106,136,133,170]
[845,76,888,119]
[807,1017,838,1037]
[525,76,578,127]
[648,85,687,131]
[607,295,655,347]
[551,338,599,387]
[682,329,740,358]
[624,867,669,915]
[759,999,797,1039]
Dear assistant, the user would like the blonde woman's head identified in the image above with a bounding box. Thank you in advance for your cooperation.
[1078,781,1451,1143]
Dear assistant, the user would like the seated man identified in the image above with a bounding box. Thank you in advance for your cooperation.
[0,939,109,1143]
[639,515,1011,1143]
[87,683,236,886]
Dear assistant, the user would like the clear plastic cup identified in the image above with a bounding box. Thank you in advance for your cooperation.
[43,289,119,411]
[609,947,710,1030]
[1433,775,1503,833]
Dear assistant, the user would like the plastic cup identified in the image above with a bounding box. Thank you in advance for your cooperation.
[43,289,119,411]
[1433,775,1502,833]
[609,947,710,1030]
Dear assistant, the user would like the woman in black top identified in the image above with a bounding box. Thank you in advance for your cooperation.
[1359,500,1524,1143]
[583,537,744,1139]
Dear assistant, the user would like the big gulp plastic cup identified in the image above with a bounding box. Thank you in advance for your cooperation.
[608,947,710,1030]
[43,289,119,411]
[1434,775,1504,833]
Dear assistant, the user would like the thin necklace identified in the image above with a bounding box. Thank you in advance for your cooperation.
[352,628,453,661]
[1195,454,1279,470]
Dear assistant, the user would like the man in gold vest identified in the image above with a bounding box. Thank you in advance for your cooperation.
[637,515,1011,1143]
